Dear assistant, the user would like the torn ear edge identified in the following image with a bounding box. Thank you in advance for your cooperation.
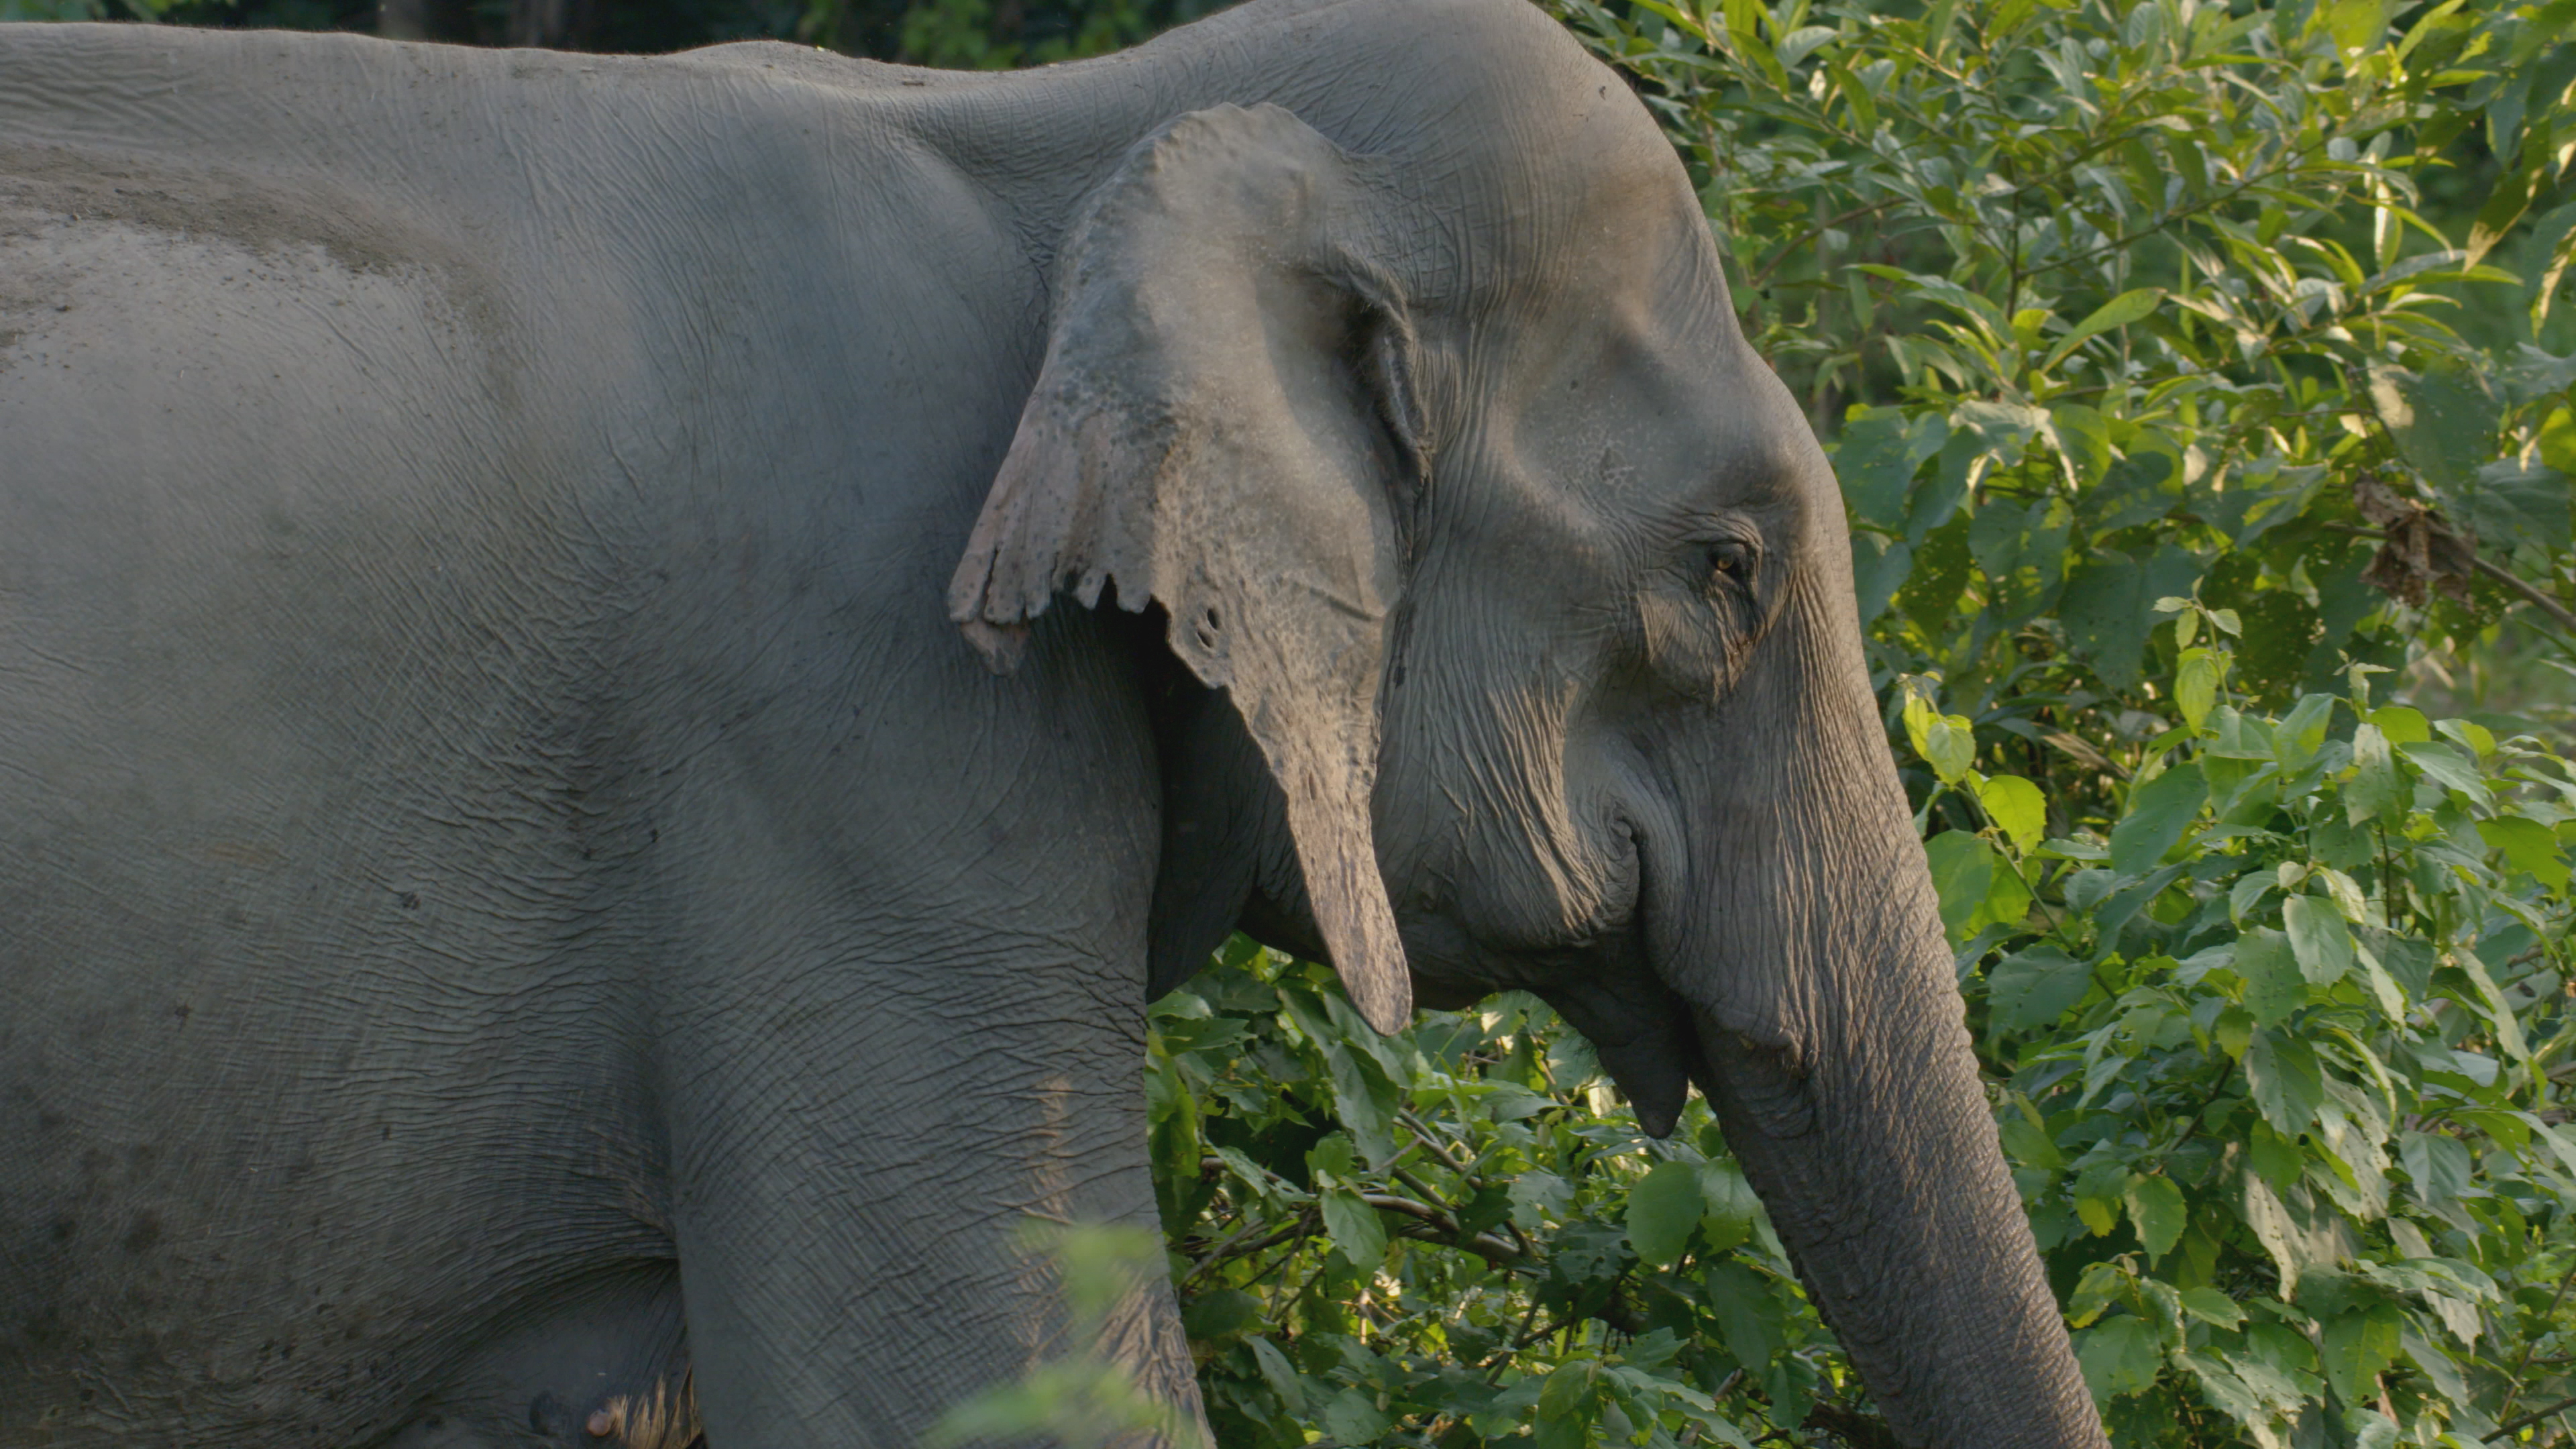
[959,617,1031,674]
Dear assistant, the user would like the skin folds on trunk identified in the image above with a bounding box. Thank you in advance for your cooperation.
[1648,578,2108,1449]
[1695,1000,2105,1448]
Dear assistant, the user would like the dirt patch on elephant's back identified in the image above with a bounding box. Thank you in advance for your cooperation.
[0,140,505,357]
[0,140,462,283]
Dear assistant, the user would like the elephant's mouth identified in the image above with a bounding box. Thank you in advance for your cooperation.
[1400,930,1703,1137]
[1389,816,1705,1129]
[1530,928,1707,1138]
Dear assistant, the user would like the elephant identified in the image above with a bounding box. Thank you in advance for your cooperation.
[0,0,2108,1444]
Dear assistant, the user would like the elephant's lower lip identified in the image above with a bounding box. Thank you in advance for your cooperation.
[1517,929,1699,1137]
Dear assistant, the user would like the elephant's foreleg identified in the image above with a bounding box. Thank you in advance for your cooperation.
[657,943,1199,1448]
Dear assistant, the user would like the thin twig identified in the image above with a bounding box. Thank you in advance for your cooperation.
[2167,1056,2238,1157]
[2470,553,2576,634]
[1180,1212,1286,1290]
[2498,1259,2576,1424]
[1194,1207,1320,1285]
[1398,1110,1476,1175]
[1400,1110,1537,1258]
[1481,1295,1548,1380]
[2488,1393,2576,1442]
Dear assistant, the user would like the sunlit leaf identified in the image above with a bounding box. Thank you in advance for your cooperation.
[2125,1175,2188,1260]
[2041,287,2167,372]
[2477,814,2569,890]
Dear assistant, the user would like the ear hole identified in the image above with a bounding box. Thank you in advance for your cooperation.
[1194,606,1223,653]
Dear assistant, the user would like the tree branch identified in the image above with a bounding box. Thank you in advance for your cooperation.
[2487,1392,2576,1442]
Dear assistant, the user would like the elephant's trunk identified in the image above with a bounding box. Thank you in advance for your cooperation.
[1691,985,2104,1446]
[1648,574,2105,1448]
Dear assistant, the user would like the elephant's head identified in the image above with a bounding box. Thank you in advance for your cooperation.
[947,32,2106,1449]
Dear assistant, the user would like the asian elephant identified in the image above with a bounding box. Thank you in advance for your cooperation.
[0,0,2106,1444]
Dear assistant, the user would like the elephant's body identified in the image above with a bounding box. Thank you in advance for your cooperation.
[1,5,2115,1446]
[2,25,1192,1448]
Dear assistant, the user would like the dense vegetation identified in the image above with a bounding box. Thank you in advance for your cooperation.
[15,0,2575,1442]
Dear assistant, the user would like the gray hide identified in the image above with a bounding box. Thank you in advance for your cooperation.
[0,2,2108,1446]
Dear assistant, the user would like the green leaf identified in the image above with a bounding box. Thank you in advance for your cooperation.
[2109,761,2206,877]
[2125,1175,2188,1260]
[2436,716,2498,759]
[2359,926,2434,999]
[2000,1094,2065,1170]
[2238,1170,2305,1299]
[1979,856,2033,932]
[2061,545,2204,690]
[1852,533,1912,625]
[2345,723,2406,826]
[2246,1030,2326,1138]
[2369,362,2496,492]
[1625,1159,1706,1268]
[2179,1286,2245,1330]
[1923,830,1996,936]
[2282,895,2355,987]
[2247,1120,2306,1197]
[1701,1261,1781,1372]
[1534,1360,1599,1448]
[2398,1129,2475,1206]
[2320,1303,2402,1406]
[2176,647,2226,733]
[2478,814,2569,890]
[1835,409,1950,530]
[1321,1387,1396,1446]
[2275,693,2337,771]
[2365,705,2429,745]
[1904,692,1978,783]
[1699,1161,1760,1253]
[1987,945,2094,1031]
[1245,1336,1306,1414]
[1318,1187,1387,1269]
[2396,740,2490,806]
[1181,1289,1263,1343]
[2468,158,2540,267]
[2320,0,2390,52]
[2041,287,2166,372]
[2075,1316,2165,1403]
[1286,995,1402,1167]
[2082,448,2182,534]
[2068,1259,2128,1327]
[1976,773,2049,851]
[2123,1165,2184,1258]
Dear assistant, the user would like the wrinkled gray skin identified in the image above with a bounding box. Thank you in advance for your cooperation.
[0,2,2108,1445]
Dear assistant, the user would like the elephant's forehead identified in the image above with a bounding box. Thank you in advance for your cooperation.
[1461,306,1823,517]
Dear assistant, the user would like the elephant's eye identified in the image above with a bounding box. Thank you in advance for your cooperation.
[1704,539,1756,592]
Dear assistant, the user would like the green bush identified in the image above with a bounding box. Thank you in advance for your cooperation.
[1139,2,2576,1446]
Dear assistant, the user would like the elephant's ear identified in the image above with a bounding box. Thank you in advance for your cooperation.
[947,103,1417,1034]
